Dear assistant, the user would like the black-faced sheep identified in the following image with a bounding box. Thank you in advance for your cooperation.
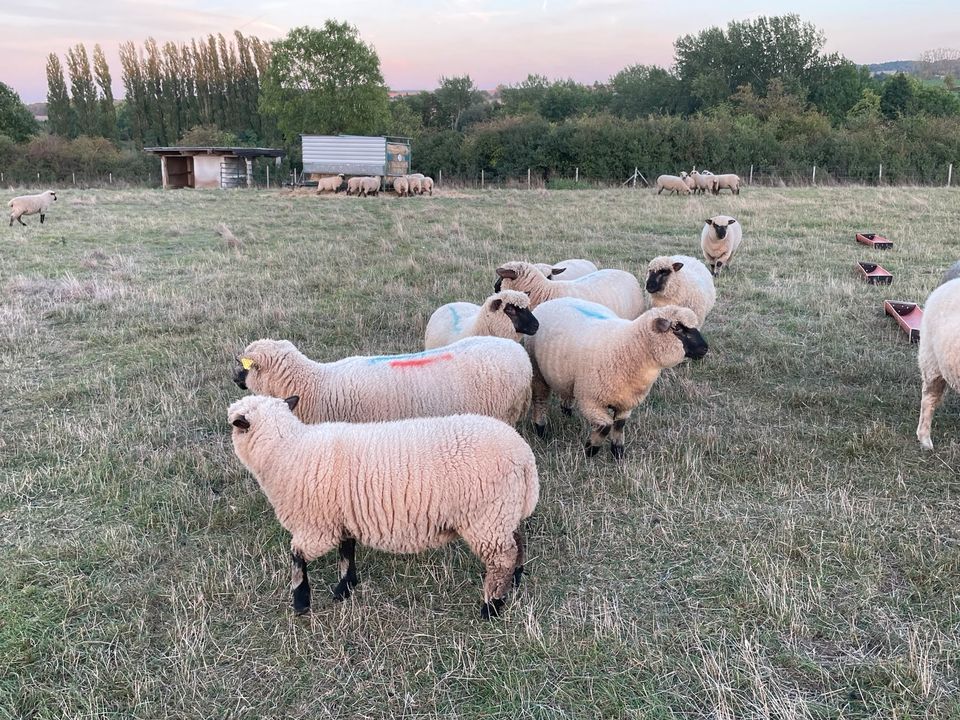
[645,255,716,326]
[8,190,57,226]
[701,216,742,276]
[424,290,539,349]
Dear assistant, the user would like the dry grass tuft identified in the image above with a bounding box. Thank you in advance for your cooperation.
[215,221,242,250]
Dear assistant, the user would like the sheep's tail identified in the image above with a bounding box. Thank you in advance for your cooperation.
[520,454,539,520]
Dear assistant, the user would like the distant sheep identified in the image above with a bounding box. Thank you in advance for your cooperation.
[495,261,644,318]
[916,278,960,450]
[406,175,423,195]
[700,215,742,276]
[532,259,599,280]
[526,299,709,457]
[645,255,716,325]
[315,174,344,194]
[425,290,539,349]
[8,190,57,226]
[346,177,364,196]
[690,170,715,195]
[680,172,697,193]
[359,176,381,197]
[656,175,691,195]
[234,336,533,426]
[229,394,538,618]
[712,174,741,195]
[393,176,410,197]
[421,177,434,195]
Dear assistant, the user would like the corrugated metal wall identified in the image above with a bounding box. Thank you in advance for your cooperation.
[302,135,387,175]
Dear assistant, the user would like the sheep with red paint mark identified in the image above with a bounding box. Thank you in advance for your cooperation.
[424,289,539,350]
[233,336,532,426]
[229,394,538,619]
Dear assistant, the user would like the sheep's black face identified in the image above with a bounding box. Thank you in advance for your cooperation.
[505,304,539,336]
[646,268,672,294]
[232,360,249,390]
[714,223,727,239]
[674,324,708,360]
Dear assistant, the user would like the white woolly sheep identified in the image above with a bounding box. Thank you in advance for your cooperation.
[315,174,344,194]
[234,336,532,426]
[494,261,644,319]
[916,278,960,450]
[712,173,741,195]
[656,175,691,195]
[393,176,410,197]
[680,172,697,193]
[229,394,538,618]
[645,255,716,326]
[406,175,423,195]
[532,259,599,280]
[425,290,540,350]
[359,176,381,197]
[690,170,715,195]
[941,260,960,285]
[420,176,434,195]
[526,298,709,458]
[346,177,364,195]
[701,215,743,276]
[8,190,57,226]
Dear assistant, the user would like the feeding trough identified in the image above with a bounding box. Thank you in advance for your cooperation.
[856,232,893,249]
[855,261,893,285]
[884,300,922,342]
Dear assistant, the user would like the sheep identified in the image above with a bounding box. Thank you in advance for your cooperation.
[345,177,364,196]
[359,176,381,197]
[916,278,960,450]
[525,298,708,458]
[655,175,691,195]
[393,176,410,197]
[690,170,716,196]
[424,290,540,350]
[229,394,538,618]
[494,261,644,319]
[645,255,716,326]
[8,190,57,226]
[315,174,344,194]
[233,336,532,426]
[680,171,697,193]
[941,260,960,285]
[712,173,741,195]
[532,259,599,281]
[406,175,423,195]
[701,215,742,276]
[421,176,434,196]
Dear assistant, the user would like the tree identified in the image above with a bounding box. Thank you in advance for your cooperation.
[93,44,118,139]
[0,82,39,142]
[66,44,99,136]
[178,123,238,146]
[259,22,390,143]
[610,65,689,117]
[435,75,483,131]
[880,73,915,119]
[46,53,75,137]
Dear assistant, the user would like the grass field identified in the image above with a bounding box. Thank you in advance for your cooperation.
[2,186,958,719]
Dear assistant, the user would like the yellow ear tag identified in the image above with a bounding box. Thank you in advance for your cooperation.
[240,357,254,370]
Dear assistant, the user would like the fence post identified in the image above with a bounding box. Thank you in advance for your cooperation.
[109,172,113,184]
[633,167,638,189]
[527,168,531,189]
[812,165,816,185]
[266,165,270,189]
[947,163,953,188]
[749,164,754,185]
[575,167,579,183]
[481,169,484,189]
[72,172,76,186]
[37,171,40,183]
[878,164,883,184]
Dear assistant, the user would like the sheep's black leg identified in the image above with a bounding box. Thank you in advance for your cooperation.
[291,551,311,615]
[332,538,359,601]
[40,213,45,224]
[610,418,628,460]
[17,216,27,226]
[585,423,611,456]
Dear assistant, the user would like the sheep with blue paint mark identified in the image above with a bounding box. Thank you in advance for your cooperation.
[233,337,532,425]
[533,259,599,281]
[525,298,708,458]
[495,261,644,319]
[424,290,539,350]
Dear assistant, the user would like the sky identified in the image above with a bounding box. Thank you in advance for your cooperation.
[2,0,959,103]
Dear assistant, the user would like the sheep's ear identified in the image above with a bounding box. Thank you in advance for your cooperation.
[489,298,503,312]
[653,317,672,333]
[503,303,518,317]
[728,219,736,225]
[704,219,713,226]
[671,262,683,272]
[284,395,300,412]
[551,267,566,276]
[232,416,250,430]
[495,267,518,280]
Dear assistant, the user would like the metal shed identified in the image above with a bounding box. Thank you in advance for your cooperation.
[301,135,412,178]
[144,146,284,189]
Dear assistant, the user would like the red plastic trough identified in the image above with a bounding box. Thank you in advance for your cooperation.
[855,261,893,285]
[856,232,893,249]
[884,300,922,343]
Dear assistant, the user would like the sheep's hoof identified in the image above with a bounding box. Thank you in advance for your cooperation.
[533,423,547,438]
[480,598,506,620]
[611,443,625,460]
[584,442,601,457]
[331,575,359,601]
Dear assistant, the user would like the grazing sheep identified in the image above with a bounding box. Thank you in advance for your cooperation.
[494,261,644,319]
[941,260,960,285]
[532,259,599,281]
[8,190,57,226]
[406,175,423,195]
[359,176,381,197]
[229,394,538,618]
[346,177,364,196]
[425,290,540,349]
[680,172,697,193]
[916,278,960,450]
[701,215,742,276]
[690,170,716,196]
[421,176,434,196]
[315,174,344,194]
[712,173,741,195]
[234,336,532,426]
[645,255,716,325]
[526,299,708,458]
[393,176,410,197]
[655,175,691,195]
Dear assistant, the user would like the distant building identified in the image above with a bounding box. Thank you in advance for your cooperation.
[143,146,284,189]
